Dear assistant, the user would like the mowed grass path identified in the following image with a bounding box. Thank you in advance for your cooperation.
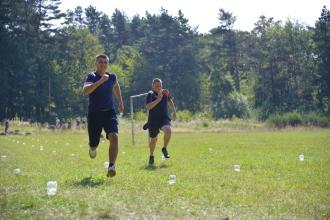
[0,129,329,219]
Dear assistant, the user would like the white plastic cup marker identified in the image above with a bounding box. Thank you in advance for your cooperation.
[104,162,109,169]
[47,181,57,196]
[234,165,240,172]
[13,168,21,175]
[169,175,176,185]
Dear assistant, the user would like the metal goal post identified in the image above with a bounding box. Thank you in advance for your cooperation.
[130,92,148,145]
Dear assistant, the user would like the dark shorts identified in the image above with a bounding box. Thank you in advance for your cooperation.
[88,109,118,147]
[148,119,171,138]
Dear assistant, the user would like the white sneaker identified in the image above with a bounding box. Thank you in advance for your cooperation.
[89,147,97,159]
[107,165,116,177]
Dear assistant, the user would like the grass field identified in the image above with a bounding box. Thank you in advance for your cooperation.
[0,123,329,219]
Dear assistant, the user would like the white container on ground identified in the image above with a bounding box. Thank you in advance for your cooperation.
[104,162,109,169]
[168,175,176,185]
[13,168,21,175]
[47,181,57,196]
[299,154,304,161]
[234,164,240,172]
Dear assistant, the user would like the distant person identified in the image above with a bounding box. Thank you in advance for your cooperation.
[4,119,9,134]
[145,78,176,165]
[83,54,124,177]
[60,118,65,129]
[67,120,72,129]
[55,117,60,129]
[81,118,86,129]
[76,117,81,128]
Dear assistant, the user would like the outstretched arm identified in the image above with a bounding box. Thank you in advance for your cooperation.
[168,98,176,121]
[113,81,124,113]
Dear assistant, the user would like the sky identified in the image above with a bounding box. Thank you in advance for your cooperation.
[59,0,329,33]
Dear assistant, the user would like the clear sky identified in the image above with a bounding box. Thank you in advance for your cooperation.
[59,0,329,33]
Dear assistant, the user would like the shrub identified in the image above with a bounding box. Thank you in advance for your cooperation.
[196,111,213,120]
[267,112,303,128]
[284,111,303,126]
[255,103,279,121]
[202,121,209,127]
[135,110,147,121]
[304,112,330,127]
[304,112,319,126]
[213,92,251,119]
[267,114,287,128]
[267,111,329,128]
[176,110,194,122]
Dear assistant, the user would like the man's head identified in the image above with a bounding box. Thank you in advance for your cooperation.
[95,54,109,73]
[152,78,163,93]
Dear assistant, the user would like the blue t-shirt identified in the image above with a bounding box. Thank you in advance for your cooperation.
[146,90,171,125]
[85,71,117,112]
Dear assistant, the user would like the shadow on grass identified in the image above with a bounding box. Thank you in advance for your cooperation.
[97,212,120,220]
[159,163,170,169]
[72,176,105,187]
[141,163,170,171]
[142,164,157,171]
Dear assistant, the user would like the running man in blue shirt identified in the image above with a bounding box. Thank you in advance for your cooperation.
[83,54,124,177]
[145,78,176,165]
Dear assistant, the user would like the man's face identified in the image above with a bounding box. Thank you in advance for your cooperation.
[96,58,108,72]
[152,81,162,93]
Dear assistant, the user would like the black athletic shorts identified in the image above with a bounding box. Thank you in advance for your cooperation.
[148,119,171,138]
[87,109,118,147]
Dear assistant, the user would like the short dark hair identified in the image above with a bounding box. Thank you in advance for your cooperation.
[152,78,162,85]
[95,54,109,63]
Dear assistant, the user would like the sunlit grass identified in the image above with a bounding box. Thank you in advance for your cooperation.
[0,126,329,219]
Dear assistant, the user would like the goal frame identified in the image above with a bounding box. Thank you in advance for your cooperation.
[130,92,148,145]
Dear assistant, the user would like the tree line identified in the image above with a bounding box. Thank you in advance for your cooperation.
[0,0,329,122]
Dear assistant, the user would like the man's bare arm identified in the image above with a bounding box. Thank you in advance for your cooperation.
[113,81,124,112]
[168,98,176,121]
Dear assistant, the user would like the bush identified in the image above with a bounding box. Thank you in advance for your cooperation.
[135,110,147,121]
[255,103,279,121]
[202,121,209,127]
[285,111,303,126]
[196,111,213,120]
[267,114,287,128]
[267,111,329,128]
[213,92,251,119]
[176,110,194,122]
[304,112,319,126]
[304,112,330,127]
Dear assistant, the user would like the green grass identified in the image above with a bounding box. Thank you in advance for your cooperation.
[0,127,329,219]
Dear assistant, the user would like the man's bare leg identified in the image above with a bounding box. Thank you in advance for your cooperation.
[160,125,171,158]
[107,132,118,177]
[149,137,157,165]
